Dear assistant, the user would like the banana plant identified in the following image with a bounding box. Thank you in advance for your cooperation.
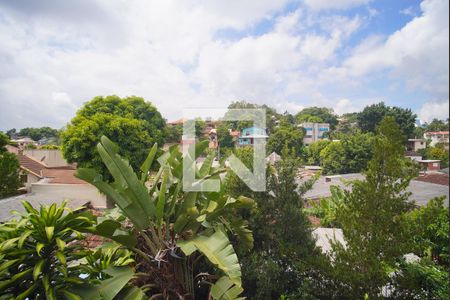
[76,136,254,299]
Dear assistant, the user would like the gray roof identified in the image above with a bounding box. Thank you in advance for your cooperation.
[0,193,88,222]
[302,173,449,206]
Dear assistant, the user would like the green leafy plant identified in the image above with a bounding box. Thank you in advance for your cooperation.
[0,201,95,299]
[76,136,254,299]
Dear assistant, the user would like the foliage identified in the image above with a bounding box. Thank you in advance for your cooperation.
[406,197,449,266]
[296,107,338,129]
[357,102,417,139]
[17,127,59,141]
[0,201,96,299]
[240,157,319,299]
[76,136,253,299]
[304,186,346,227]
[267,125,304,157]
[425,144,449,168]
[40,144,60,150]
[165,124,182,143]
[0,133,22,199]
[61,95,166,179]
[313,116,418,298]
[388,259,449,299]
[24,143,37,150]
[224,146,255,198]
[305,140,331,165]
[425,118,449,132]
[227,101,280,133]
[217,122,234,154]
[319,132,374,174]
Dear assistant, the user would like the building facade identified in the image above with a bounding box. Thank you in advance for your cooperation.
[424,131,449,149]
[299,123,330,145]
[238,127,268,146]
[407,138,426,152]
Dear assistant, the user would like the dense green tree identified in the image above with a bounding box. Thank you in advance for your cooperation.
[316,116,418,298]
[319,132,374,174]
[241,156,318,299]
[224,146,254,198]
[305,140,331,165]
[425,118,449,132]
[0,132,22,198]
[296,107,338,129]
[5,128,16,138]
[357,102,417,138]
[61,95,165,178]
[164,124,182,143]
[18,126,59,141]
[227,101,280,133]
[217,122,234,155]
[267,125,304,156]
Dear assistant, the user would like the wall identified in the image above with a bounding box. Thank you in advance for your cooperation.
[23,149,68,167]
[31,183,107,208]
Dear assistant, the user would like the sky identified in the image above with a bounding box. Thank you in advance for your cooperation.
[0,0,448,131]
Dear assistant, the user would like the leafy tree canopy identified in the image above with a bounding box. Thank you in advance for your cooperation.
[357,102,417,139]
[425,118,449,132]
[267,125,304,157]
[0,132,22,198]
[296,107,338,129]
[17,126,59,141]
[61,95,166,178]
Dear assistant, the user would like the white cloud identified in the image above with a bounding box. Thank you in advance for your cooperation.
[303,0,370,11]
[418,100,449,122]
[343,0,449,97]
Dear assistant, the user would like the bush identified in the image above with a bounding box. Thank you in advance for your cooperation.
[0,152,22,199]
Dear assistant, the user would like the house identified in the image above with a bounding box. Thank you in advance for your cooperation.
[423,131,449,149]
[406,138,426,152]
[417,159,441,172]
[5,147,106,208]
[298,123,330,145]
[404,151,422,161]
[237,127,268,146]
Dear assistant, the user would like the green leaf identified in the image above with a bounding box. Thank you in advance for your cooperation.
[156,167,169,223]
[15,282,37,300]
[0,259,20,272]
[210,276,244,300]
[36,243,45,256]
[18,230,33,248]
[56,237,66,251]
[61,290,82,300]
[179,229,242,286]
[140,143,158,183]
[56,251,66,265]
[45,226,54,241]
[33,259,45,280]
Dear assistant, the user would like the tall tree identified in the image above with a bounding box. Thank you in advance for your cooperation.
[241,156,318,299]
[18,126,59,141]
[61,95,166,178]
[267,125,304,156]
[425,118,449,132]
[318,116,418,297]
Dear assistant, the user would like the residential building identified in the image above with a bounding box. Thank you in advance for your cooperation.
[424,131,449,149]
[11,137,37,149]
[298,123,330,145]
[407,138,426,152]
[237,127,268,146]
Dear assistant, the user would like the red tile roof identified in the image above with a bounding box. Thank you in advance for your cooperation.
[17,154,47,178]
[415,173,449,186]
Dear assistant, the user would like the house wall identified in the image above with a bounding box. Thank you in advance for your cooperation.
[300,123,330,145]
[24,173,40,192]
[23,149,68,167]
[31,183,107,208]
[426,162,441,171]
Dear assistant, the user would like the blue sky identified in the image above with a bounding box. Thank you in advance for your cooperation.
[0,0,448,131]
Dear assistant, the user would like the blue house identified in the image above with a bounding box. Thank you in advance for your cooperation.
[238,127,268,146]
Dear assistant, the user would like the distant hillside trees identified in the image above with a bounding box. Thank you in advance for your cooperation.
[296,107,338,129]
[357,102,417,139]
[0,132,22,198]
[61,95,166,178]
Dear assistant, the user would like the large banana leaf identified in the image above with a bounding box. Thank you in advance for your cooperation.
[210,276,245,300]
[178,229,242,286]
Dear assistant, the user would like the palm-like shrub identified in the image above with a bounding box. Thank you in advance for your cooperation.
[77,136,254,299]
[0,201,95,299]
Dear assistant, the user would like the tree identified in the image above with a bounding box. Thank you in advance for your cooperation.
[0,132,22,198]
[357,102,417,139]
[319,133,374,174]
[5,128,16,139]
[267,125,304,157]
[217,122,234,155]
[165,124,182,143]
[296,107,338,129]
[241,157,318,299]
[317,116,418,297]
[61,95,166,178]
[425,118,449,132]
[18,126,59,141]
[305,140,331,165]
